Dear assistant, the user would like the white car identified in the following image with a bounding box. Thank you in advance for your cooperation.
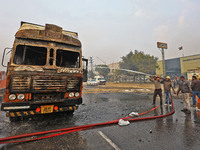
[87,79,98,86]
[94,75,106,85]
[96,77,106,85]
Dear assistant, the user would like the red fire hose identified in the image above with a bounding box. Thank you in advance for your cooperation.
[0,99,175,144]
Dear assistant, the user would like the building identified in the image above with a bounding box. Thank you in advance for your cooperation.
[107,62,120,75]
[107,62,120,70]
[156,54,200,77]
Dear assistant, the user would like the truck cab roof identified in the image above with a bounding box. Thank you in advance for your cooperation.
[15,21,81,47]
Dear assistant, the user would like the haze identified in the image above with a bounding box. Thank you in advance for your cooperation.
[0,0,200,70]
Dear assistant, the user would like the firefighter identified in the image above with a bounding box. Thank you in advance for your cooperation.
[191,75,200,106]
[149,75,162,105]
[177,76,192,114]
[163,76,175,106]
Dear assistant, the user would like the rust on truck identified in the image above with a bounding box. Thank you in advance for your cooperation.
[1,22,86,120]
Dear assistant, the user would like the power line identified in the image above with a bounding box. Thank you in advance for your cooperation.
[96,56,106,65]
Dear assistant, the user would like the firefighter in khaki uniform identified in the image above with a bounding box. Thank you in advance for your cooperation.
[177,76,192,114]
[149,75,163,106]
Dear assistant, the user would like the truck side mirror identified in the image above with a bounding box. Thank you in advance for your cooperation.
[2,48,12,67]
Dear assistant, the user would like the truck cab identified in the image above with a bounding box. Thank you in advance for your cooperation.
[1,22,87,120]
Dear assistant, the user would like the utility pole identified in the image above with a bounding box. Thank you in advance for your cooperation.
[157,42,168,77]
[179,46,185,75]
[179,46,184,57]
[161,48,166,77]
[89,56,93,71]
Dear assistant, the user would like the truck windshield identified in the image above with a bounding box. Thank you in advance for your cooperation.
[56,49,80,68]
[13,45,47,66]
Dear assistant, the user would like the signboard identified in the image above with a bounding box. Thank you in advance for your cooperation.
[157,42,167,49]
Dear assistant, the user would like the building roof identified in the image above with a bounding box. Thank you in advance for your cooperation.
[158,53,200,62]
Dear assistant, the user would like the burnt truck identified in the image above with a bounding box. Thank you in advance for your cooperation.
[1,22,88,120]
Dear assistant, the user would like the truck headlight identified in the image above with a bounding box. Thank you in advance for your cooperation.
[17,94,25,100]
[75,92,80,97]
[69,92,74,98]
[9,94,16,101]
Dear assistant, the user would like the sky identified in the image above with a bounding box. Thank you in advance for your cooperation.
[0,0,200,70]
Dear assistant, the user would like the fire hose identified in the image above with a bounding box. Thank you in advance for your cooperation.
[0,99,175,144]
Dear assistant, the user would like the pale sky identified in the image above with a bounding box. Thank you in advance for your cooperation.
[0,0,200,70]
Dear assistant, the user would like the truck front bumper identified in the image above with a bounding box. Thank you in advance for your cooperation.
[1,98,82,117]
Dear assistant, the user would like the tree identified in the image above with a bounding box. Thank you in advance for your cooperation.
[119,50,158,75]
[95,64,110,77]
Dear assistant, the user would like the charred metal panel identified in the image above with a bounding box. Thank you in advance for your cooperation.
[15,23,81,47]
[32,93,62,101]
[10,76,31,92]
[32,76,66,91]
[14,66,44,72]
[66,78,82,91]
[10,74,82,93]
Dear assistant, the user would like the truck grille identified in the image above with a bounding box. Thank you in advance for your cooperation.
[67,78,81,91]
[10,76,81,92]
[11,76,30,91]
[32,77,65,90]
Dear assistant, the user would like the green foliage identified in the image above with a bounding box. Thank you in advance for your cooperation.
[119,50,158,75]
[95,64,110,77]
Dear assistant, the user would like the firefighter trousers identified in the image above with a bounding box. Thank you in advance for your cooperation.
[181,93,191,110]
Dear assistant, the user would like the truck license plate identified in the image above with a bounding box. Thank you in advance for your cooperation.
[41,105,54,114]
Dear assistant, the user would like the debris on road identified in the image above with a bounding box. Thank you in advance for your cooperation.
[129,112,139,117]
[118,119,130,126]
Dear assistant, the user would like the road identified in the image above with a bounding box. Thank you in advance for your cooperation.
[0,92,200,150]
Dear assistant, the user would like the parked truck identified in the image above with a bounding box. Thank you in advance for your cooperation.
[1,22,87,120]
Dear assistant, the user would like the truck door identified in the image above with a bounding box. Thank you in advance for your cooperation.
[82,58,88,82]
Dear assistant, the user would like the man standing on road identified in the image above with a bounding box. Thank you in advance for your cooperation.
[191,75,200,106]
[177,76,192,114]
[163,76,175,107]
[150,75,163,106]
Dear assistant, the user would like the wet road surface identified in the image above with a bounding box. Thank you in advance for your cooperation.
[0,92,200,150]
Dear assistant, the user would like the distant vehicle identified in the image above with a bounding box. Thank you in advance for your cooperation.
[0,71,6,100]
[94,75,106,85]
[87,79,98,86]
[0,71,6,91]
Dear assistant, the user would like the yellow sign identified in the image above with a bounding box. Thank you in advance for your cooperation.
[41,105,54,114]
[157,42,167,49]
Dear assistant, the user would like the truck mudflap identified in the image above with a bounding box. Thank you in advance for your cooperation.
[6,106,78,117]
